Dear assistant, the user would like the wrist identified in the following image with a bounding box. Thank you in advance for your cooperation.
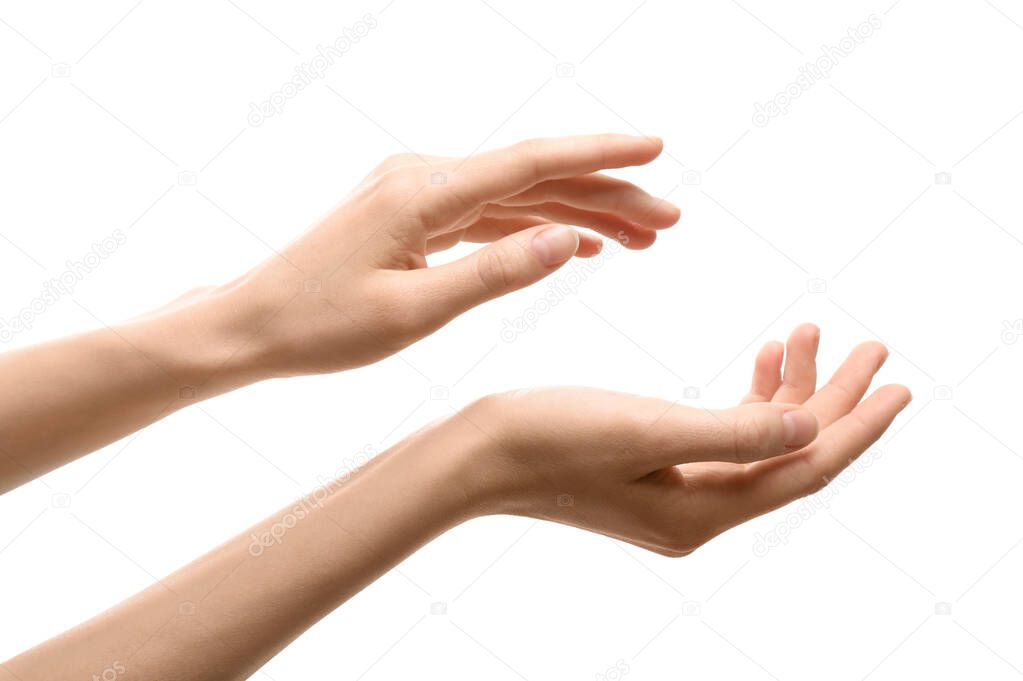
[118,281,278,399]
[390,403,508,523]
[431,394,525,518]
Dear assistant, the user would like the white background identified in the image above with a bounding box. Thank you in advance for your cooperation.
[2,0,1023,678]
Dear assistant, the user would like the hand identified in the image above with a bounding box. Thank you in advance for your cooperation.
[226,134,679,377]
[0,134,677,492]
[458,324,911,556]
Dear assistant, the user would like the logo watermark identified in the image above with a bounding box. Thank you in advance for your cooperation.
[91,661,125,681]
[752,445,882,557]
[0,229,127,344]
[1001,319,1023,345]
[500,231,630,342]
[247,15,378,126]
[247,445,376,555]
[594,659,630,681]
[752,14,882,128]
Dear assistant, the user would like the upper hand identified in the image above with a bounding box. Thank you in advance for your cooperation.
[229,134,679,377]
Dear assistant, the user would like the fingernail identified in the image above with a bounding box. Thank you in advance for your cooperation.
[531,225,578,267]
[782,409,818,447]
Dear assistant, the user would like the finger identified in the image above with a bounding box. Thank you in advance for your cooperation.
[738,384,911,516]
[576,232,603,257]
[802,341,889,428]
[437,135,664,216]
[772,323,820,403]
[498,174,681,230]
[741,341,784,404]
[428,218,603,257]
[409,223,580,316]
[636,401,819,472]
[426,228,467,254]
[484,203,658,249]
[458,216,548,243]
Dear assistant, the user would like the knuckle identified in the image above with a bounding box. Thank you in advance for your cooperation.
[651,521,703,556]
[462,392,518,441]
[804,477,828,497]
[802,470,829,497]
[729,414,774,463]
[367,153,418,180]
[362,277,431,350]
[511,138,544,177]
[515,181,549,204]
[474,248,515,295]
[514,137,543,155]
[608,186,629,213]
[377,166,427,199]
[822,379,855,403]
[792,452,828,497]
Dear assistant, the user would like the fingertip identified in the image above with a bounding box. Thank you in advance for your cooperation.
[841,341,888,373]
[863,340,889,367]
[621,227,658,250]
[889,384,913,407]
[754,342,784,377]
[866,384,913,413]
[799,323,821,354]
[530,224,579,267]
[575,233,604,258]
[859,340,888,356]
[656,202,682,227]
[808,323,821,345]
[789,323,819,343]
[627,135,663,165]
[761,340,785,358]
[644,135,664,154]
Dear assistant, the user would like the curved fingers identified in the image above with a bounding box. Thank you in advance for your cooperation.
[499,173,680,230]
[484,203,657,249]
[802,341,889,428]
[741,341,784,404]
[448,215,602,256]
[772,323,820,404]
[727,384,911,523]
[436,134,664,216]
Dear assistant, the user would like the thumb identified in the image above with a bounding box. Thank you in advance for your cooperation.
[650,402,820,468]
[413,223,580,316]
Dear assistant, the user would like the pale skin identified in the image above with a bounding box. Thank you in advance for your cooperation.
[0,134,911,678]
[0,134,680,493]
[2,325,910,680]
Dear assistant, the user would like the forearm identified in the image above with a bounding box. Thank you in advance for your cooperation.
[2,415,487,681]
[0,283,270,493]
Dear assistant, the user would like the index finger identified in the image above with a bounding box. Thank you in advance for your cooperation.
[440,134,664,213]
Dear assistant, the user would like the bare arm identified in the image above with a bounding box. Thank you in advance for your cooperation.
[2,326,910,681]
[0,134,680,493]
[0,285,265,491]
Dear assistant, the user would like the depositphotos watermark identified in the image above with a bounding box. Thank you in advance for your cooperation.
[500,231,630,343]
[247,445,377,556]
[751,444,883,557]
[594,659,630,681]
[247,14,377,126]
[0,229,127,344]
[91,661,125,681]
[752,14,882,128]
